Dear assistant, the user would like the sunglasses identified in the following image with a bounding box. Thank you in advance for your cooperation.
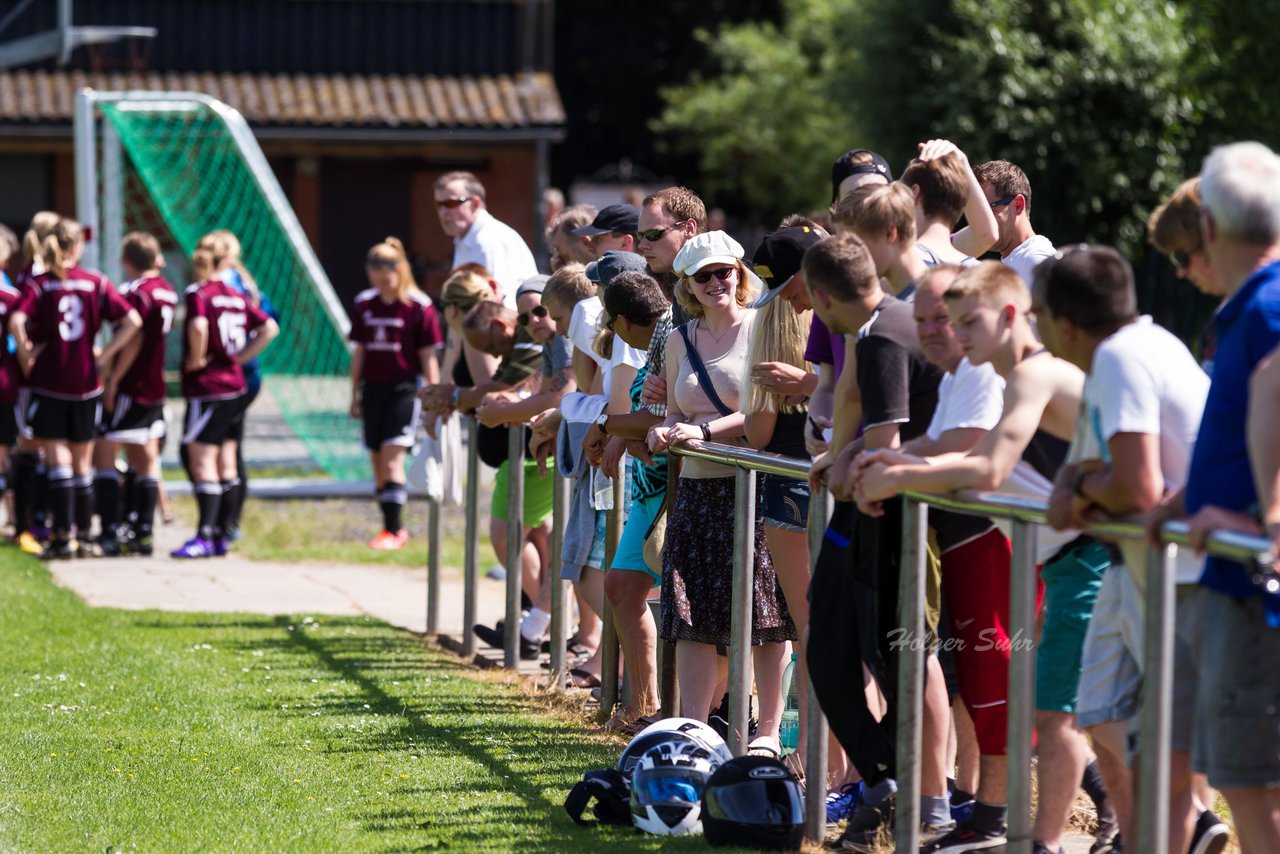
[435,197,474,210]
[517,305,549,327]
[691,267,737,285]
[366,258,398,271]
[1168,249,1192,272]
[989,195,1017,209]
[636,219,690,242]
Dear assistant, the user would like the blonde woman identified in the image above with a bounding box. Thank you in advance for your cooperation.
[349,237,442,549]
[647,231,796,755]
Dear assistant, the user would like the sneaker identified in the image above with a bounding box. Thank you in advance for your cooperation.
[1091,808,1120,854]
[831,797,894,852]
[130,533,154,557]
[225,525,243,542]
[212,537,229,557]
[826,782,864,826]
[40,537,75,561]
[470,622,541,659]
[949,792,975,825]
[369,529,409,550]
[921,821,1007,851]
[171,537,215,559]
[74,539,102,559]
[921,821,958,846]
[17,530,43,555]
[1033,845,1064,854]
[98,535,123,557]
[1189,809,1230,854]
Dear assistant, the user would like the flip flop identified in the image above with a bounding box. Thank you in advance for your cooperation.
[747,736,782,759]
[567,667,601,690]
[603,713,659,736]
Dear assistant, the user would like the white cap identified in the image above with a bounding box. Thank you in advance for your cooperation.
[672,231,745,277]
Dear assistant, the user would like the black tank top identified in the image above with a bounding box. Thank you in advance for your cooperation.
[763,410,809,460]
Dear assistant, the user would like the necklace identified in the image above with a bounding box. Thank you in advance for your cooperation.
[699,316,735,344]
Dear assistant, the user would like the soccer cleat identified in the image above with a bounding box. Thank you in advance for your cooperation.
[212,537,230,557]
[368,529,409,550]
[97,535,123,557]
[826,782,864,826]
[17,530,44,555]
[171,537,215,559]
[131,534,154,557]
[921,821,1007,852]
[74,539,102,559]
[40,538,76,561]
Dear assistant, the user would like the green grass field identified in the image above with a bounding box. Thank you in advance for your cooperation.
[0,549,714,852]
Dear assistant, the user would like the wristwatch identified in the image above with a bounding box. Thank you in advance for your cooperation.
[701,423,712,441]
[595,412,609,435]
[1072,468,1090,500]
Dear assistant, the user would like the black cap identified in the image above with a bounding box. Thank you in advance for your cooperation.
[573,204,641,238]
[750,226,824,308]
[831,148,892,202]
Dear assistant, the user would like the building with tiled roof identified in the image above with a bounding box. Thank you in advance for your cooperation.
[0,0,564,302]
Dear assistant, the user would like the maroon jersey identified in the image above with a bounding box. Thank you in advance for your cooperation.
[117,275,179,405]
[18,266,132,399]
[349,288,442,384]
[181,279,269,399]
[0,281,24,405]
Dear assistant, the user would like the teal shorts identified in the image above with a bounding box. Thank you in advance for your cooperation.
[1035,537,1111,713]
[490,458,554,527]
[610,491,665,585]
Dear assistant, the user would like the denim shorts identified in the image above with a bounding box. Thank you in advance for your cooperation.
[759,474,810,532]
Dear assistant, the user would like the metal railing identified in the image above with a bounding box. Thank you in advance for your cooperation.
[423,426,1275,852]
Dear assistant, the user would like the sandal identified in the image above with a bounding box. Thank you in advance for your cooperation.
[747,736,782,759]
[567,667,601,690]
[603,712,659,736]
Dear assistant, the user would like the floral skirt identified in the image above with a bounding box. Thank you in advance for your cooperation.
[660,476,797,646]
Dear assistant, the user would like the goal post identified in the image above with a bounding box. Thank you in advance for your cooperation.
[74,88,368,481]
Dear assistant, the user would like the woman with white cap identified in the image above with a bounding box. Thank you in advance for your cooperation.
[647,231,796,757]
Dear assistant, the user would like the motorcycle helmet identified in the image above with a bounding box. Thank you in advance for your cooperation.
[618,716,731,777]
[630,740,719,836]
[701,756,805,850]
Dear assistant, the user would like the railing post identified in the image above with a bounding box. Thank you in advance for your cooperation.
[1137,542,1175,854]
[1007,520,1039,854]
[894,498,928,853]
[803,485,832,843]
[504,426,525,669]
[461,417,480,659]
[599,473,625,719]
[426,497,441,636]
[547,469,570,690]
[728,467,757,756]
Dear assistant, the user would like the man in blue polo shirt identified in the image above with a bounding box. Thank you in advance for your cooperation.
[1149,141,1280,853]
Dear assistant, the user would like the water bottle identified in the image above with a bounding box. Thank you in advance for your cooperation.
[591,468,614,510]
[779,652,800,755]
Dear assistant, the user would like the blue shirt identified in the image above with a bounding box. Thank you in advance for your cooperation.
[1186,259,1280,599]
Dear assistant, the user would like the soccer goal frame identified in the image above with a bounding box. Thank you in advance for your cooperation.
[72,87,349,337]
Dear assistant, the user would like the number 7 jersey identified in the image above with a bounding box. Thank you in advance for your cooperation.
[182,278,270,400]
[18,265,133,399]
[118,275,179,405]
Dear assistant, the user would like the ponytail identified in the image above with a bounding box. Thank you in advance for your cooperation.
[191,248,217,282]
[366,235,419,303]
[42,218,83,281]
[21,210,59,271]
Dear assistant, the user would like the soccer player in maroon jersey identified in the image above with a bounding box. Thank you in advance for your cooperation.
[93,232,178,556]
[9,218,142,559]
[174,248,279,558]
[0,240,24,513]
[349,237,442,549]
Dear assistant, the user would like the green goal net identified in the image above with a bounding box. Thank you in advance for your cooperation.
[92,94,364,481]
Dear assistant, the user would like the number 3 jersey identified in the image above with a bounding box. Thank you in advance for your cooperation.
[182,278,270,400]
[117,275,179,405]
[17,265,133,399]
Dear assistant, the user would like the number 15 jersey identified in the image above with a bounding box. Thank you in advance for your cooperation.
[182,278,270,400]
[18,265,133,400]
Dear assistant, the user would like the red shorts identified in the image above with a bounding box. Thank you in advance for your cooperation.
[941,527,1045,756]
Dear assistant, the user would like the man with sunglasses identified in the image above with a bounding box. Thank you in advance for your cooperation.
[434,170,538,309]
[973,160,1056,284]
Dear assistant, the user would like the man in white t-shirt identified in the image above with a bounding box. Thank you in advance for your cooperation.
[974,160,1056,284]
[1040,246,1228,854]
[434,170,538,308]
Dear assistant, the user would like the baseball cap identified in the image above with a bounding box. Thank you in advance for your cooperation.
[572,204,641,238]
[831,149,892,202]
[514,274,550,301]
[584,250,649,287]
[750,226,824,308]
[672,231,745,277]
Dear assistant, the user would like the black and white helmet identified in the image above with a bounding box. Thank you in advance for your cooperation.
[618,717,732,778]
[629,740,720,836]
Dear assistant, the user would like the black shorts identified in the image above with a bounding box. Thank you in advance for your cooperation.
[0,402,18,446]
[361,379,420,452]
[27,391,102,443]
[102,394,167,445]
[229,385,261,444]
[183,395,246,446]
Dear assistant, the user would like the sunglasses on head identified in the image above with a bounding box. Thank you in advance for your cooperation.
[435,197,473,210]
[517,305,549,327]
[692,267,736,285]
[367,258,398,271]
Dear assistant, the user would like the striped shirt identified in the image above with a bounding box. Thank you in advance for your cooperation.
[641,309,674,418]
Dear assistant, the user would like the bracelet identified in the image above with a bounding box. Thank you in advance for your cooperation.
[1072,468,1090,499]
[701,423,712,441]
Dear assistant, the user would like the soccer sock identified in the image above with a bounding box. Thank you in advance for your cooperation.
[920,795,951,828]
[48,465,74,540]
[134,475,159,537]
[122,467,138,527]
[231,449,248,529]
[1081,759,1110,813]
[215,478,242,539]
[194,481,222,542]
[73,473,95,538]
[95,468,121,537]
[11,451,35,533]
[33,461,49,529]
[378,482,408,534]
[969,801,1008,834]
